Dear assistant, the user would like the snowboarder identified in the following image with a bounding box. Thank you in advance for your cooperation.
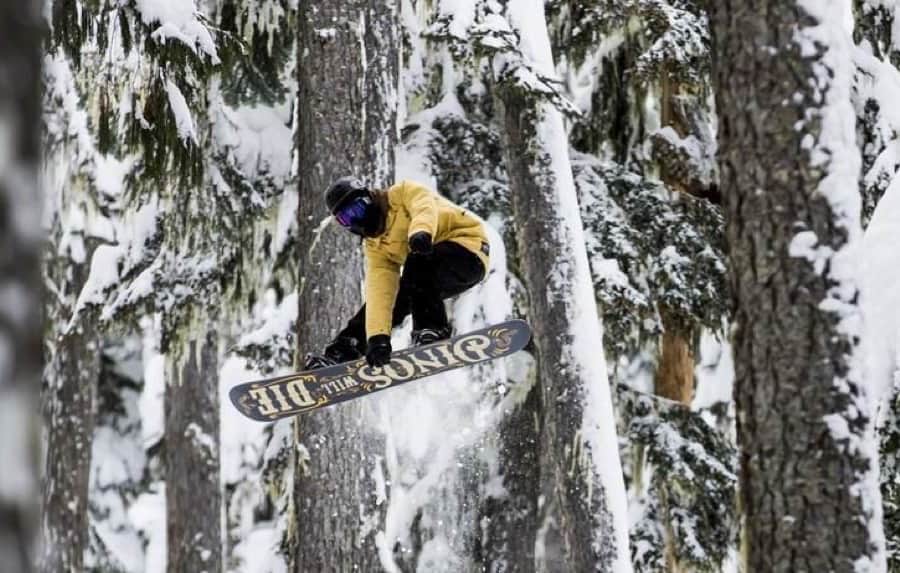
[304,177,491,369]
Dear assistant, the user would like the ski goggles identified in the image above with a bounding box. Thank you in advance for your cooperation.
[334,196,370,228]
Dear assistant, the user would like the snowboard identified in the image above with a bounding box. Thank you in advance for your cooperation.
[229,319,531,422]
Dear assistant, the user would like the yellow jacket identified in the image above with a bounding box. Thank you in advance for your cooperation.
[364,180,490,338]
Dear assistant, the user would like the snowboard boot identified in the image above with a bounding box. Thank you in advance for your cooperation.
[411,326,451,346]
[304,335,363,370]
[304,353,337,370]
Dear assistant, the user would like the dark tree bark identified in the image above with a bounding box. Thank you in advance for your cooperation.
[41,315,100,573]
[0,4,42,571]
[363,0,399,185]
[292,1,397,570]
[710,2,883,571]
[165,329,221,572]
[161,118,223,573]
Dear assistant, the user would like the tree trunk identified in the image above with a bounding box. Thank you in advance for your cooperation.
[293,1,397,570]
[165,327,221,573]
[499,86,628,573]
[0,4,42,571]
[493,3,631,570]
[41,318,100,573]
[41,161,101,573]
[710,1,885,570]
[650,73,703,407]
[653,311,694,405]
[363,0,399,184]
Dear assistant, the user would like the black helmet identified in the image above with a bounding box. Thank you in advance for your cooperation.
[325,177,368,214]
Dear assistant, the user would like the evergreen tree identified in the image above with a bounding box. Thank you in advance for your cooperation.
[42,1,299,569]
[546,2,735,570]
[291,1,397,569]
[41,36,108,573]
[711,0,885,569]
[471,1,633,569]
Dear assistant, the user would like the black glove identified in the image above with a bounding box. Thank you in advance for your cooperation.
[408,231,433,255]
[366,334,392,368]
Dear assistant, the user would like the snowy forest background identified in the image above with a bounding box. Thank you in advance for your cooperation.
[2,0,900,571]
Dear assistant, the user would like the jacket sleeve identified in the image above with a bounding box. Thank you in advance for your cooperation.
[400,181,439,238]
[365,247,401,339]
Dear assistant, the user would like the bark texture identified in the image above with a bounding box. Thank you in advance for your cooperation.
[0,3,42,571]
[496,47,627,566]
[710,2,880,571]
[41,319,100,573]
[165,329,221,573]
[293,1,397,569]
[654,312,694,405]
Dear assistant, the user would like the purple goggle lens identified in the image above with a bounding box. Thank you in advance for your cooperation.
[335,197,369,227]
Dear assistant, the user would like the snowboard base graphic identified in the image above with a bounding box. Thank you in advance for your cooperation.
[229,320,531,421]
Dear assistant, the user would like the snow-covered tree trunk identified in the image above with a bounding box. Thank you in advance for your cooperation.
[165,325,221,572]
[160,94,224,572]
[710,1,886,570]
[498,90,629,573]
[0,2,42,570]
[41,60,102,573]
[490,3,631,570]
[40,287,100,573]
[292,1,396,569]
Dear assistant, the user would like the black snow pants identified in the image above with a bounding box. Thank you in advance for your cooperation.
[338,240,486,344]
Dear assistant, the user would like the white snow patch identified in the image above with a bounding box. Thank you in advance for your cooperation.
[135,0,219,62]
[129,484,167,573]
[693,329,735,411]
[237,293,298,349]
[166,80,197,144]
[862,177,900,405]
[140,320,166,448]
